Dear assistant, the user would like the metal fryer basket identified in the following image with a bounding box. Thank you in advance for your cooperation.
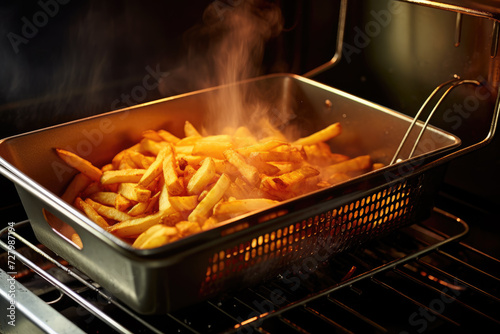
[0,74,467,314]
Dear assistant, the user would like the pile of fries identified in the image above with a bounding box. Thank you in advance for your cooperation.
[56,120,381,249]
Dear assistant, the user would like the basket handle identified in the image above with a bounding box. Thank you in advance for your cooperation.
[303,0,348,78]
[391,77,500,171]
[390,77,482,165]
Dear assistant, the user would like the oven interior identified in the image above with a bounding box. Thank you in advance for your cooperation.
[0,0,499,333]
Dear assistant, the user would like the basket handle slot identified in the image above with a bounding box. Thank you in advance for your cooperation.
[42,208,83,250]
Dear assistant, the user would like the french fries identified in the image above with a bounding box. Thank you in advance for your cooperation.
[293,122,342,146]
[56,120,381,249]
[186,157,216,195]
[55,149,102,182]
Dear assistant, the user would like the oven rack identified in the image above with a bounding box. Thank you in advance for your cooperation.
[3,207,499,333]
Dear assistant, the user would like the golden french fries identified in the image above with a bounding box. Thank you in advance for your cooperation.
[214,198,279,217]
[162,144,184,196]
[61,173,92,204]
[108,208,180,238]
[55,149,102,182]
[56,120,381,249]
[293,122,342,146]
[132,224,178,249]
[188,173,231,223]
[186,157,216,195]
[223,149,260,187]
[184,121,202,137]
[75,197,110,229]
[100,169,146,185]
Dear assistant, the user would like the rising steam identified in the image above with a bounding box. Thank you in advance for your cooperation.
[158,0,286,136]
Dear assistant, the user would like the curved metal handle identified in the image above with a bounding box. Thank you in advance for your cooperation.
[390,77,499,172]
[303,0,348,78]
[390,77,482,165]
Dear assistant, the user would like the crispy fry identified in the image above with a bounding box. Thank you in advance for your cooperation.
[89,191,117,207]
[80,181,101,198]
[184,121,202,137]
[108,207,180,238]
[157,129,181,143]
[163,144,184,195]
[303,143,349,166]
[187,157,216,195]
[174,145,194,155]
[140,138,167,155]
[176,136,201,147]
[188,173,231,223]
[246,158,280,176]
[201,216,219,230]
[214,198,279,217]
[293,122,342,146]
[177,155,204,169]
[100,169,145,185]
[192,140,232,159]
[223,149,260,186]
[236,140,286,156]
[126,150,151,169]
[117,183,151,202]
[262,166,320,192]
[118,152,139,170]
[132,224,178,249]
[213,159,239,175]
[158,181,172,212]
[127,202,148,216]
[85,198,132,222]
[101,163,114,172]
[111,143,141,170]
[55,148,102,182]
[138,146,169,187]
[183,165,197,185]
[268,162,296,175]
[142,129,164,142]
[61,173,92,204]
[249,150,304,163]
[323,155,372,175]
[115,193,133,211]
[176,220,201,237]
[169,195,198,212]
[326,172,351,185]
[75,197,109,228]
[128,192,159,216]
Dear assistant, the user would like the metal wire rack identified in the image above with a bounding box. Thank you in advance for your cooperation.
[3,208,499,333]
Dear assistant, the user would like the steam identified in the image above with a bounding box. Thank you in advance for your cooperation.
[158,0,285,135]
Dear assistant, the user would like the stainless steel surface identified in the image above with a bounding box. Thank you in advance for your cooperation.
[0,268,85,334]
